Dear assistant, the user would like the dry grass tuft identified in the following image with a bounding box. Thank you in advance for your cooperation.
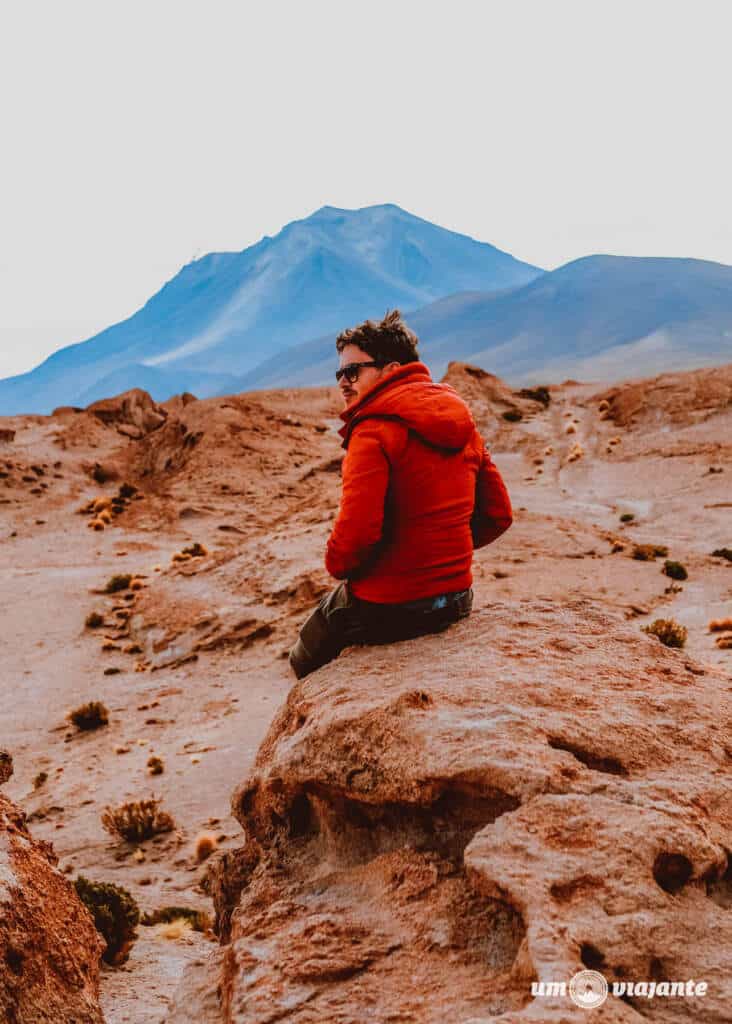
[69,701,109,731]
[101,797,175,843]
[182,542,208,558]
[85,611,105,629]
[632,544,669,561]
[141,905,212,933]
[105,574,133,594]
[642,619,687,649]
[709,617,732,633]
[147,755,164,776]
[715,634,732,649]
[194,831,218,863]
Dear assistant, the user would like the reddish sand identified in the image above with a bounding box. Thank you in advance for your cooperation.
[1,363,730,1021]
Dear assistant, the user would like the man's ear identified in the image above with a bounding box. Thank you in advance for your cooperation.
[384,361,401,375]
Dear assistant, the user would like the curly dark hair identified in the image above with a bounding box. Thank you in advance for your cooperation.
[336,309,419,365]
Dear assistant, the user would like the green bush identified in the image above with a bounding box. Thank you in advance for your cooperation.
[74,876,140,965]
[663,560,688,581]
[643,619,687,649]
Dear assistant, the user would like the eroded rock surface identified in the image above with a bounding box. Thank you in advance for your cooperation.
[1,752,104,1024]
[173,599,731,1022]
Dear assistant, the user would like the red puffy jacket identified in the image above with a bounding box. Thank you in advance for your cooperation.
[325,361,513,603]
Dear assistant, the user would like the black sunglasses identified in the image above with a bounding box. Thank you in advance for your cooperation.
[335,360,384,384]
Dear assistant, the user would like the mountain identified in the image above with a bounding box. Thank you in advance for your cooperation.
[236,255,732,389]
[0,204,541,414]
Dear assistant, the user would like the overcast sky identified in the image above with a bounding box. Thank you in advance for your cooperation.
[1,1,730,378]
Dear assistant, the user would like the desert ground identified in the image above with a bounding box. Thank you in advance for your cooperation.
[1,361,731,1022]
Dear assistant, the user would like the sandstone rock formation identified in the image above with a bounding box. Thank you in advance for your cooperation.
[86,387,168,439]
[0,750,104,1023]
[595,362,732,429]
[170,599,731,1023]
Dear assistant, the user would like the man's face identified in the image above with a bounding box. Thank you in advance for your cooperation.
[337,344,398,409]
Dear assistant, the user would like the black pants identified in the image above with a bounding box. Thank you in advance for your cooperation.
[289,582,473,679]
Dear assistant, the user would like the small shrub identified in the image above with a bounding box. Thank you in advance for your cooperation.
[171,551,191,563]
[140,905,211,932]
[709,617,732,633]
[502,409,523,422]
[130,579,144,591]
[33,771,48,789]
[663,560,688,581]
[89,519,105,531]
[101,797,175,842]
[194,831,218,863]
[92,496,112,514]
[69,701,109,731]
[620,513,635,523]
[181,542,208,558]
[91,463,117,484]
[85,611,104,629]
[105,574,132,594]
[711,548,732,562]
[98,509,112,525]
[632,544,669,561]
[147,756,164,776]
[117,482,137,500]
[517,386,551,406]
[598,399,610,413]
[643,619,687,649]
[565,422,577,434]
[74,876,140,965]
[101,642,120,652]
[716,634,732,649]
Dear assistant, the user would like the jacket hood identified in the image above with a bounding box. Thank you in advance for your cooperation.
[339,361,475,450]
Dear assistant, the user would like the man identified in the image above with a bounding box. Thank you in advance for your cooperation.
[289,309,513,679]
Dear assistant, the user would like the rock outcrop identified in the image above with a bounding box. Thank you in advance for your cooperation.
[85,387,168,439]
[170,599,731,1023]
[0,751,104,1023]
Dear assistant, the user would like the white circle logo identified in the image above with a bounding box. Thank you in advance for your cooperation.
[569,970,609,1008]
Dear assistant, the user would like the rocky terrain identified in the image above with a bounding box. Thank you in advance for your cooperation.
[0,361,730,1021]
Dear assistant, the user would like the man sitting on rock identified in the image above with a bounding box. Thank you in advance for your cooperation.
[289,309,513,679]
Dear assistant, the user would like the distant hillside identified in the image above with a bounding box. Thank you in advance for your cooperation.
[237,255,732,389]
[0,204,541,414]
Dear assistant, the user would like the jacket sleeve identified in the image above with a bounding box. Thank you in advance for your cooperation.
[471,440,513,549]
[325,422,391,579]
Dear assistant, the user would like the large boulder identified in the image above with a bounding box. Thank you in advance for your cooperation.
[85,387,168,439]
[0,751,104,1023]
[171,599,731,1023]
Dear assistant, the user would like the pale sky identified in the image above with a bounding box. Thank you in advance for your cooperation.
[1,0,730,378]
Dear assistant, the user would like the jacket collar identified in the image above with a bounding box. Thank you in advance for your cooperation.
[338,362,432,448]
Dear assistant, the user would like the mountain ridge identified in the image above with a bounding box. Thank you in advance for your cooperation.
[0,204,541,414]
